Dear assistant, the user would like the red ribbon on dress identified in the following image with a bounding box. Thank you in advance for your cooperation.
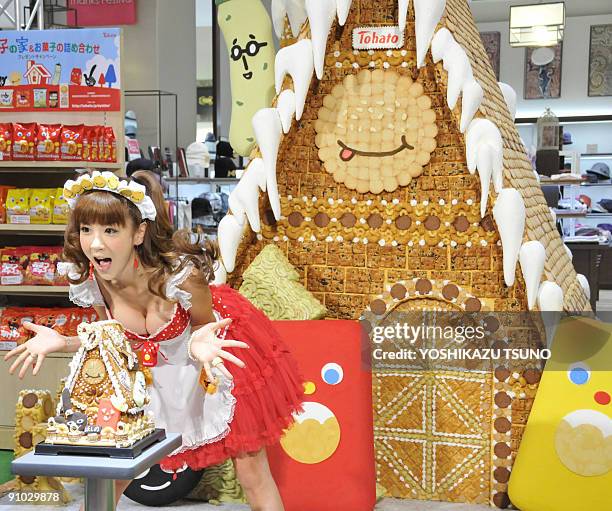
[133,340,168,367]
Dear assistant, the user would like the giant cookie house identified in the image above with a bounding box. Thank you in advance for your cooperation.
[213,0,592,507]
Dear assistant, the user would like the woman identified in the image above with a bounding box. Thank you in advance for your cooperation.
[5,170,304,511]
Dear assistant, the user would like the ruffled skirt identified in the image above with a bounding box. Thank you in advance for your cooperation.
[159,285,304,470]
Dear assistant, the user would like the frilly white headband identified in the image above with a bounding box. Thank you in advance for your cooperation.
[63,171,157,221]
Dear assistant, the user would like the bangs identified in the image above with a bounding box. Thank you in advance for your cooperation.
[72,191,138,226]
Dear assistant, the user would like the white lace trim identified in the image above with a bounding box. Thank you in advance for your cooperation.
[69,279,106,308]
[165,262,195,310]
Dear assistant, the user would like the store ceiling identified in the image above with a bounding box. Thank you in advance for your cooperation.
[469,0,612,22]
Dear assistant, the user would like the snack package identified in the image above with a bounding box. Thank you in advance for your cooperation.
[60,124,84,161]
[6,188,31,223]
[104,126,116,162]
[1,247,27,285]
[24,246,58,285]
[0,186,15,223]
[33,308,70,336]
[12,122,36,160]
[0,308,31,345]
[29,189,54,225]
[0,123,13,161]
[89,126,100,161]
[36,123,62,161]
[52,187,70,224]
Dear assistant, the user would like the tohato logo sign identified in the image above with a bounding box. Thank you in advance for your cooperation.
[352,26,404,50]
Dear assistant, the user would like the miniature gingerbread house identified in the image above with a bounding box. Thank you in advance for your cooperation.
[215,0,591,507]
[46,320,154,448]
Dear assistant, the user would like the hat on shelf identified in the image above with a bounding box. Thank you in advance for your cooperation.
[599,199,612,213]
[562,132,573,145]
[185,141,211,168]
[586,162,610,181]
[578,194,592,209]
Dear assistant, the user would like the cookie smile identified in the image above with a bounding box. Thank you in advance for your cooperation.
[337,135,414,162]
[243,71,253,80]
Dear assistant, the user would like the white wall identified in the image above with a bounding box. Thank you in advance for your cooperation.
[478,14,612,118]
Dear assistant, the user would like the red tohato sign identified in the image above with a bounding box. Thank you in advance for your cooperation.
[67,0,137,27]
[352,25,404,50]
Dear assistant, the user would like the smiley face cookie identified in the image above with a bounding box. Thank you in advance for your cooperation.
[314,69,438,194]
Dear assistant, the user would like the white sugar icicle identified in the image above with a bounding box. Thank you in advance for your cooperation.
[398,0,409,30]
[271,0,288,38]
[519,241,546,310]
[465,118,504,191]
[460,79,483,133]
[286,0,308,37]
[443,42,473,110]
[229,167,264,232]
[245,157,267,192]
[576,274,590,301]
[493,188,525,287]
[217,214,243,273]
[213,263,228,285]
[252,108,283,221]
[337,0,352,26]
[431,28,454,63]
[498,82,517,121]
[414,0,446,68]
[475,143,493,218]
[305,0,336,80]
[538,281,564,311]
[275,39,314,120]
[276,89,296,134]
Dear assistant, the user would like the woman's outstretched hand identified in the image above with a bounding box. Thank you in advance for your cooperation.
[3,322,67,379]
[189,318,248,382]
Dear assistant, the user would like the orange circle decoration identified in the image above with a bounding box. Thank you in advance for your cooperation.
[314,69,438,194]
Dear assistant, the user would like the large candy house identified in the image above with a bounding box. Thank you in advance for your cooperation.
[215,0,592,507]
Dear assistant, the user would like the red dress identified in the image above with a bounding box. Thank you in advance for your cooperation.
[123,284,305,470]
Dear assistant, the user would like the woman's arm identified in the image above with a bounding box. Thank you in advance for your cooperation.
[179,273,217,329]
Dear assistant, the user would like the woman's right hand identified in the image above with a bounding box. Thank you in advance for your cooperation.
[3,322,67,379]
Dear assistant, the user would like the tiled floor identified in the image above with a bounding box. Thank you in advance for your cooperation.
[0,483,493,510]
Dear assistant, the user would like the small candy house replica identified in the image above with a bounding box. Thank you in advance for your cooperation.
[214,0,592,507]
[45,320,154,448]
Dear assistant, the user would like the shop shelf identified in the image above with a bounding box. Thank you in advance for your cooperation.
[0,286,69,296]
[0,224,66,234]
[0,161,123,169]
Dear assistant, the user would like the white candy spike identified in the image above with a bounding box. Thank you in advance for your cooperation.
[519,241,546,310]
[431,28,453,63]
[537,281,564,311]
[576,274,590,300]
[218,214,243,273]
[286,0,308,38]
[305,0,336,79]
[398,0,409,30]
[275,39,314,120]
[213,263,228,285]
[229,167,264,232]
[415,0,446,68]
[276,89,296,134]
[563,243,573,261]
[460,79,483,133]
[498,82,517,121]
[465,118,504,190]
[252,108,283,220]
[475,143,493,218]
[493,188,526,287]
[337,0,352,26]
[246,157,267,192]
[443,42,473,109]
[271,0,288,38]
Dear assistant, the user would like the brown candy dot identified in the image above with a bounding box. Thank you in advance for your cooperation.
[453,216,470,232]
[415,279,432,294]
[370,299,387,315]
[424,215,440,231]
[484,316,500,333]
[19,476,36,485]
[395,215,412,230]
[494,467,511,483]
[523,368,541,384]
[493,492,510,509]
[288,212,304,227]
[263,209,276,226]
[495,392,512,408]
[19,432,33,449]
[314,212,330,227]
[494,417,512,433]
[22,393,37,409]
[367,214,384,229]
[495,367,510,382]
[442,284,459,301]
[481,214,496,232]
[494,442,512,459]
[340,213,356,228]
[465,297,481,312]
[390,283,407,300]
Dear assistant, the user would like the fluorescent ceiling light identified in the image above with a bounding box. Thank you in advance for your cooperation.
[510,2,565,47]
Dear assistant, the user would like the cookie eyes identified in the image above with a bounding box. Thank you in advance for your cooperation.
[321,363,344,385]
[568,363,591,385]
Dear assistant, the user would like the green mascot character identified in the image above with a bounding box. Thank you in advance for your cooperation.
[216,0,276,156]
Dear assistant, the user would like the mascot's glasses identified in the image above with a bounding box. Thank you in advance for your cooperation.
[230,38,268,62]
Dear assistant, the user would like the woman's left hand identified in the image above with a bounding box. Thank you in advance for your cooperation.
[189,318,248,381]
